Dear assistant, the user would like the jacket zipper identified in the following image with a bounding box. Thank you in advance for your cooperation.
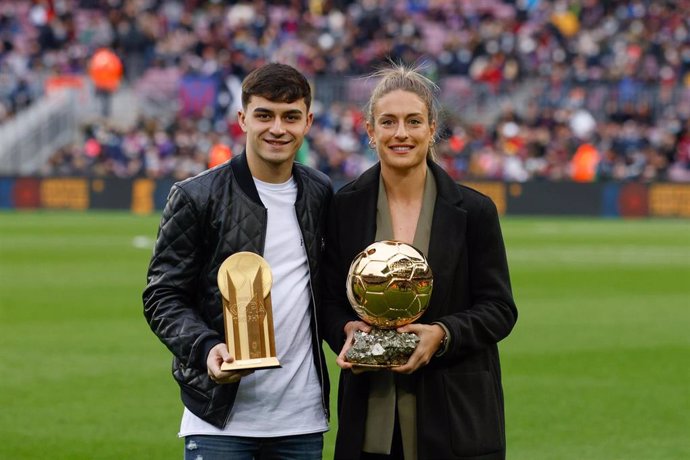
[296,206,330,420]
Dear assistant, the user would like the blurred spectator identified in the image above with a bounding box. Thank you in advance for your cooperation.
[1,0,688,183]
[207,133,233,168]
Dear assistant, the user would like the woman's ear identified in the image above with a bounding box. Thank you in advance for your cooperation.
[366,121,374,140]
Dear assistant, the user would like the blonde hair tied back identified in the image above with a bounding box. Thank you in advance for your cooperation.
[364,62,441,161]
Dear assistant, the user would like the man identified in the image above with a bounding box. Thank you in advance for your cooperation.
[143,63,332,459]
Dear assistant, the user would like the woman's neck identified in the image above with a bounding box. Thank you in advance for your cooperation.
[381,163,427,244]
[381,163,427,203]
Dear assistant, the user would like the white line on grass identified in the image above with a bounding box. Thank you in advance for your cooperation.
[132,236,155,249]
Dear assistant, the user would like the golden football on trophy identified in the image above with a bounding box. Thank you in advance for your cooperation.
[346,240,433,329]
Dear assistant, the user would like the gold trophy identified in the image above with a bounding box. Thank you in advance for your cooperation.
[345,240,433,367]
[217,252,281,371]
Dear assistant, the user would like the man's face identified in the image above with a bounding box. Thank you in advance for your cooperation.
[238,95,313,169]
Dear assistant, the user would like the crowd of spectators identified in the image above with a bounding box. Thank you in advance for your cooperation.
[2,0,690,182]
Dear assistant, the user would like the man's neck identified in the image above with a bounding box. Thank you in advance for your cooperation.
[246,154,294,184]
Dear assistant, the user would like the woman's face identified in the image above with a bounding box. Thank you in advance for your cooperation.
[367,89,436,173]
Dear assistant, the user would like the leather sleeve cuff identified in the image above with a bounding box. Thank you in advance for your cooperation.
[200,337,224,369]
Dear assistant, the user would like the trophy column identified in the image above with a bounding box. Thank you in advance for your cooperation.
[217,252,281,371]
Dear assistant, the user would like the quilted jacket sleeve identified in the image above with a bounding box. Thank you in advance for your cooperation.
[143,184,223,371]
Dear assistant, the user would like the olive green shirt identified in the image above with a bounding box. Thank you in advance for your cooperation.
[362,168,437,458]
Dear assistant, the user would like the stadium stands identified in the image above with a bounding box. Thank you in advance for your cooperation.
[1,0,689,183]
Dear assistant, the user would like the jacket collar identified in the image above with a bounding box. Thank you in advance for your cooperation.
[346,159,464,205]
[425,160,466,320]
[230,151,305,206]
[230,151,262,205]
[336,163,380,246]
[428,160,463,207]
[336,159,465,255]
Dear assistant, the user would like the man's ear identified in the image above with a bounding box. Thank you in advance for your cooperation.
[238,110,247,132]
[304,112,314,133]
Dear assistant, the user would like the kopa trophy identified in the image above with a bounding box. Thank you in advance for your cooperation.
[217,252,281,371]
[345,240,433,367]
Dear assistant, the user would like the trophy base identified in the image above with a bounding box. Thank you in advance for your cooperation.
[345,329,419,367]
[352,362,401,369]
[221,356,281,371]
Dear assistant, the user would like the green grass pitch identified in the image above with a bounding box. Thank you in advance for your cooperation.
[0,211,688,459]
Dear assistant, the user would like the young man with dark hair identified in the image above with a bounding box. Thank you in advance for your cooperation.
[143,63,332,459]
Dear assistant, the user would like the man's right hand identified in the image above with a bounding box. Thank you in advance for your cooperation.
[206,343,254,384]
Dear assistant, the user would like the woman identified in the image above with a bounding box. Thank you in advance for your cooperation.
[320,65,518,460]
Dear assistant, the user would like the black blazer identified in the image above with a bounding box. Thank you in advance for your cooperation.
[321,160,518,459]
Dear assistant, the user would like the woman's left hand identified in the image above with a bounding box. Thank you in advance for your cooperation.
[391,323,445,374]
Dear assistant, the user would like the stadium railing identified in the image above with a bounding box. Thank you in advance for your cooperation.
[0,89,90,176]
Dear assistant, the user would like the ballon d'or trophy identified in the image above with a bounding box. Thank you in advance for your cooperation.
[345,240,433,367]
[217,252,281,371]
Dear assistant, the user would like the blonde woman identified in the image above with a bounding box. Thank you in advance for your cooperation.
[321,65,518,460]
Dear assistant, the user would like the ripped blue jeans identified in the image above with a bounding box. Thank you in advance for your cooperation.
[184,433,323,460]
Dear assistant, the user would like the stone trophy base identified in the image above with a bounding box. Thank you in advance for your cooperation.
[345,329,419,367]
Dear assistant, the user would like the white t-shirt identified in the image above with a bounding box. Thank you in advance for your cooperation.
[179,176,328,438]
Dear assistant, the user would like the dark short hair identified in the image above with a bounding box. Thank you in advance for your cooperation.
[241,63,312,110]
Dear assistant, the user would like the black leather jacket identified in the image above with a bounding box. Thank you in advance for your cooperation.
[143,152,333,428]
